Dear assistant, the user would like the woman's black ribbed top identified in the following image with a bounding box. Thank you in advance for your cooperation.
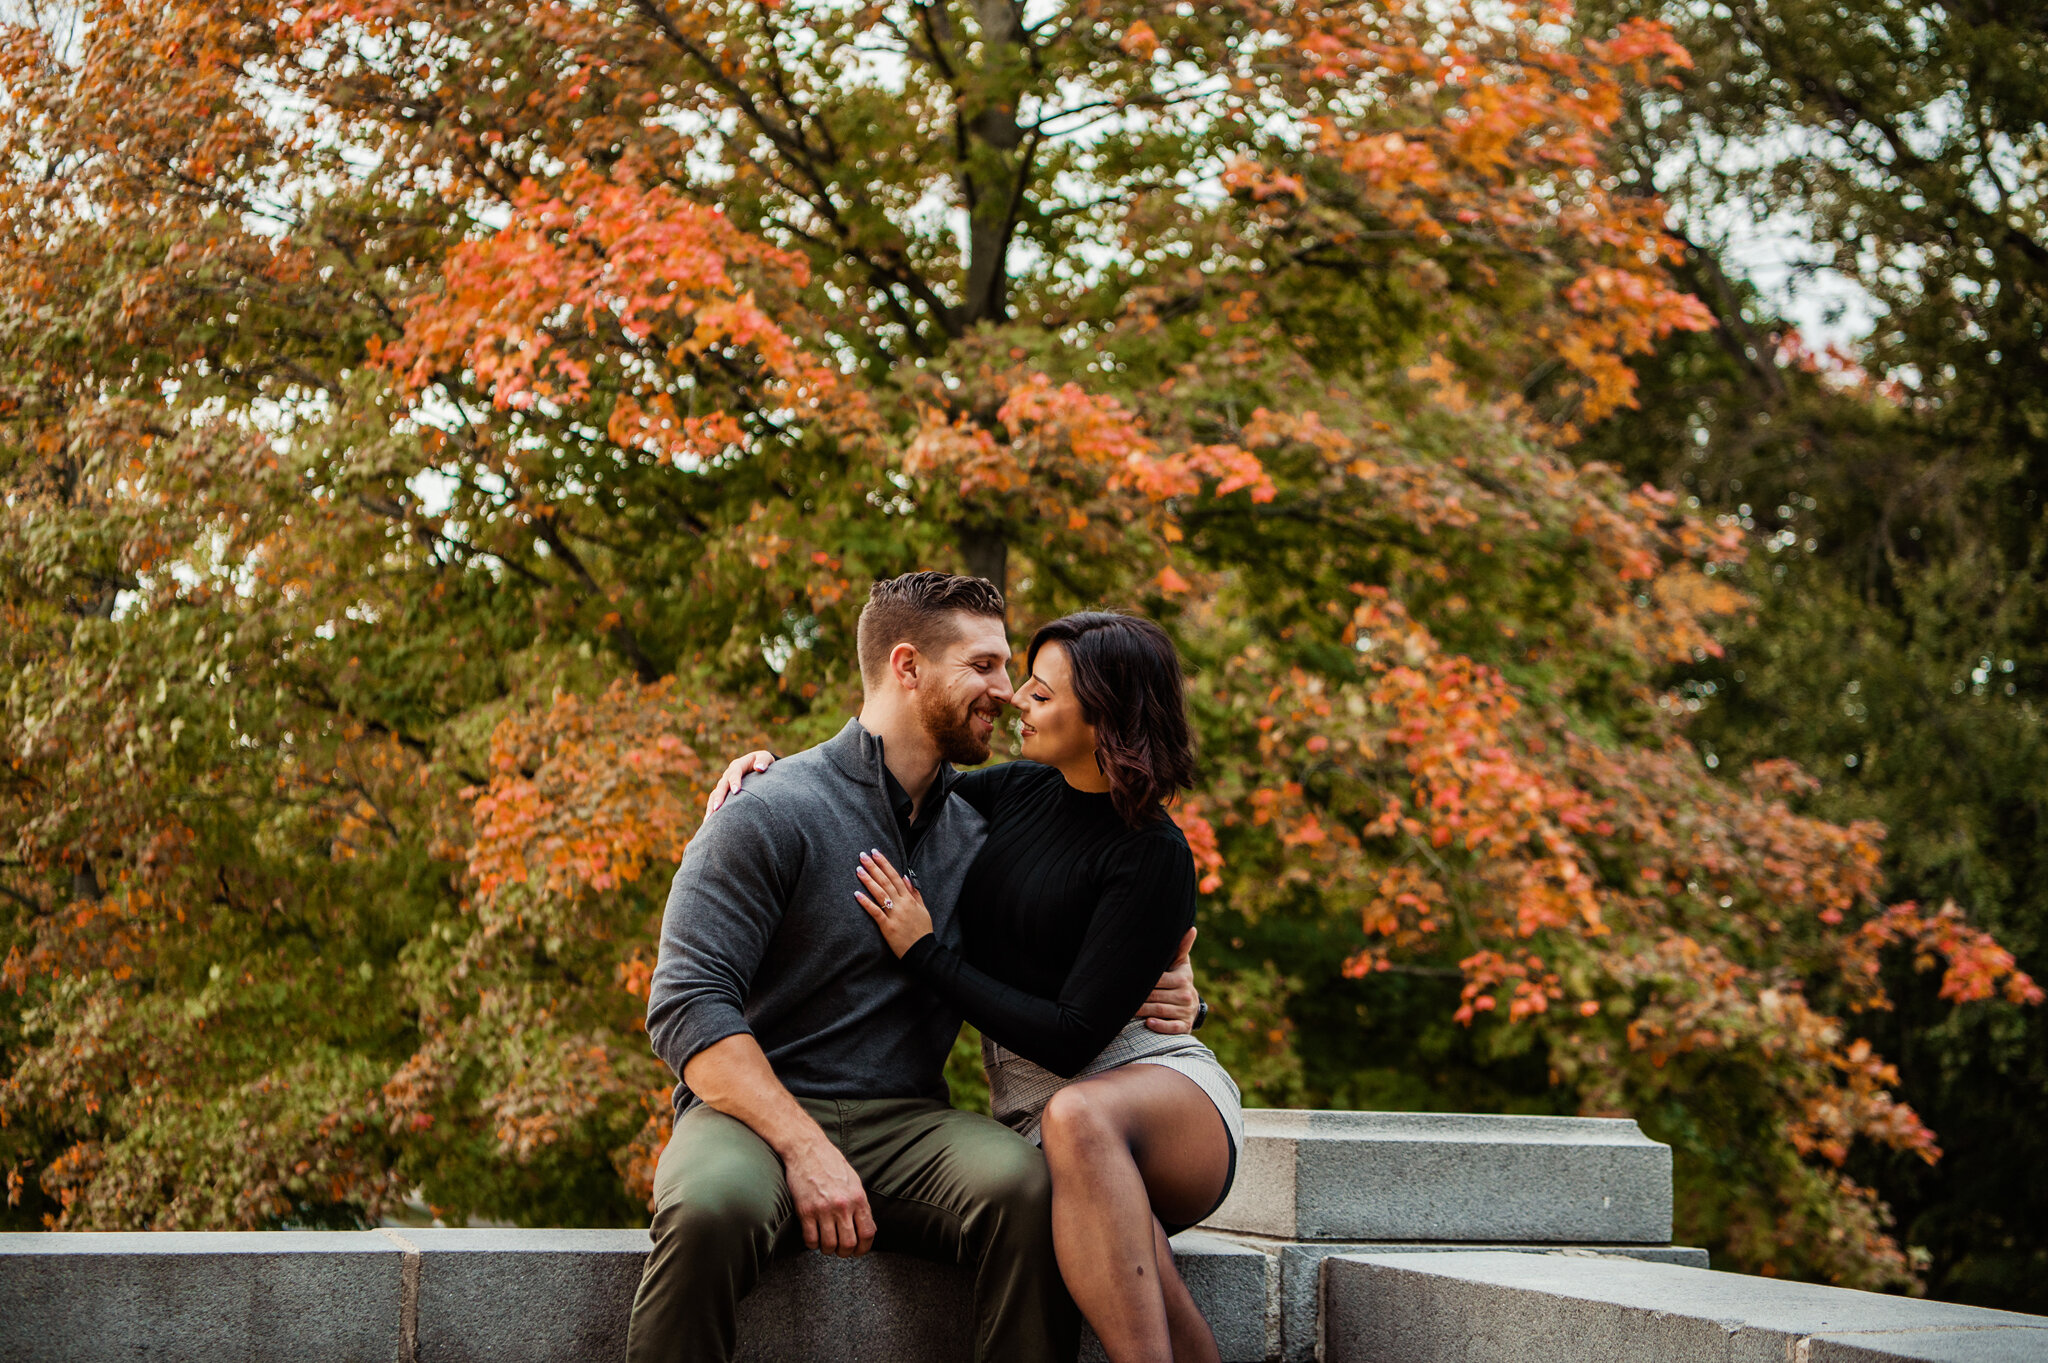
[899,760,1198,1078]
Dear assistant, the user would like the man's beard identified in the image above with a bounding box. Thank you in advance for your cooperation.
[918,687,1001,766]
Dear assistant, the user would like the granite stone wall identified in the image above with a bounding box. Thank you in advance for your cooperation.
[5,1110,2044,1363]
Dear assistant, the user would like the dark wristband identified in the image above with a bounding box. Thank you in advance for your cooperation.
[1192,999,1209,1032]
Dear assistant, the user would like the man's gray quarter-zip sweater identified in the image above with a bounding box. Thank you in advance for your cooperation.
[647,718,987,1115]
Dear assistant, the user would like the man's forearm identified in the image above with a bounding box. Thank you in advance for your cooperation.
[682,1032,877,1257]
[1137,926,1203,1033]
[682,1032,831,1161]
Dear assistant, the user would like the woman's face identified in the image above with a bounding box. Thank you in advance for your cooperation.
[1015,642,1096,768]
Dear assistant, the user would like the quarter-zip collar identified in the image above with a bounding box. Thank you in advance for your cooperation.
[821,717,955,871]
[823,718,954,806]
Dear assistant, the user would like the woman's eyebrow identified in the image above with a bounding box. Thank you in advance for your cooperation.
[1025,675,1054,694]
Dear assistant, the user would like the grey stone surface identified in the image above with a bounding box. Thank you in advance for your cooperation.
[401,1228,646,1363]
[0,1107,1739,1361]
[1243,1239,1709,1363]
[739,1249,976,1363]
[1806,1331,2048,1362]
[1320,1250,2048,1363]
[0,1227,1270,1363]
[0,1230,403,1363]
[1205,1109,1673,1244]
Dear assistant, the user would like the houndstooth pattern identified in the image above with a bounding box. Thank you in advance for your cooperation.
[984,1020,1245,1166]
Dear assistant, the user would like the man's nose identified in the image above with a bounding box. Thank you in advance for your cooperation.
[988,669,1016,704]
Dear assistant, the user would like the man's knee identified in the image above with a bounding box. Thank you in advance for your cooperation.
[630,1174,784,1363]
[651,1180,783,1260]
[965,1131,1054,1226]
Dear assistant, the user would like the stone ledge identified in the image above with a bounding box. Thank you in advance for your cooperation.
[1201,1236,1708,1362]
[1806,1331,2048,1363]
[1319,1251,2048,1363]
[1206,1110,1673,1245]
[0,1227,1270,1363]
[0,1230,403,1363]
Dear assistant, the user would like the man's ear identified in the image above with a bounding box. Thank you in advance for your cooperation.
[888,641,922,692]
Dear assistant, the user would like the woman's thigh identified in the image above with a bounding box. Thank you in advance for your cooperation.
[1042,1063,1231,1229]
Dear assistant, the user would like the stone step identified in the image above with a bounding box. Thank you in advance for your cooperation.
[1205,1109,1673,1244]
[1320,1251,2048,1363]
[1246,1239,1708,1362]
[0,1227,1272,1363]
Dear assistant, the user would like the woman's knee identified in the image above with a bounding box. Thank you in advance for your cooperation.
[1040,1083,1123,1161]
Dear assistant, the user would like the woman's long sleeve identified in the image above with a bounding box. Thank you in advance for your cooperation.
[902,827,1196,1078]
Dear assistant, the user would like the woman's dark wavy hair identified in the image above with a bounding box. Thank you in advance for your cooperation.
[1027,612,1196,828]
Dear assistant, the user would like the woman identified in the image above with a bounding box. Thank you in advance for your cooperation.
[707,611,1241,1363]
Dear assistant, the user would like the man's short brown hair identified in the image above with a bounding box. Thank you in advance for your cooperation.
[856,572,1006,685]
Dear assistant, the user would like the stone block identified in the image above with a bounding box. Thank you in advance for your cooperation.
[1806,1332,2048,1362]
[400,1228,646,1363]
[0,1230,403,1363]
[1256,1240,1708,1363]
[1320,1250,2048,1363]
[1204,1109,1673,1244]
[737,1247,974,1363]
[0,1227,1273,1363]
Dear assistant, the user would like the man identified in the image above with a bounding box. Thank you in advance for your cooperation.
[627,572,1201,1363]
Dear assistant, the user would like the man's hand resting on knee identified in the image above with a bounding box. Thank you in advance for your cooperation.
[683,1033,876,1257]
[782,1135,876,1257]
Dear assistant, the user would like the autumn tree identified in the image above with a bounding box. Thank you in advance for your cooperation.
[1572,0,2048,1307]
[1,0,2034,1289]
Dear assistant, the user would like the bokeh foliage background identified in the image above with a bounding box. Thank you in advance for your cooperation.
[3,0,2044,1310]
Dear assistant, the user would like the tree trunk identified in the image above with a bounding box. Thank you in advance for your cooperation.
[958,0,1029,328]
[959,524,1009,602]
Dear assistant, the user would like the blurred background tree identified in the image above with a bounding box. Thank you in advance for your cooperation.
[1,0,2039,1303]
[1572,0,2048,1306]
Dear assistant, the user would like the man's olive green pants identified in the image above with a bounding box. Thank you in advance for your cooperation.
[624,1096,1081,1363]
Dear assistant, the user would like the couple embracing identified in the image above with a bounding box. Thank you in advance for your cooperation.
[626,572,1243,1363]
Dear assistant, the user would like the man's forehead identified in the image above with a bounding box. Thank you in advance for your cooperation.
[947,613,1012,661]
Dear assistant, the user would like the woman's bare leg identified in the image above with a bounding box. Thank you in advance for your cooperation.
[1037,1066,1231,1363]
[1154,1216,1219,1363]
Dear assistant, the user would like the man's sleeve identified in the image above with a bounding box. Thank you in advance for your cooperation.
[645,792,801,1080]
